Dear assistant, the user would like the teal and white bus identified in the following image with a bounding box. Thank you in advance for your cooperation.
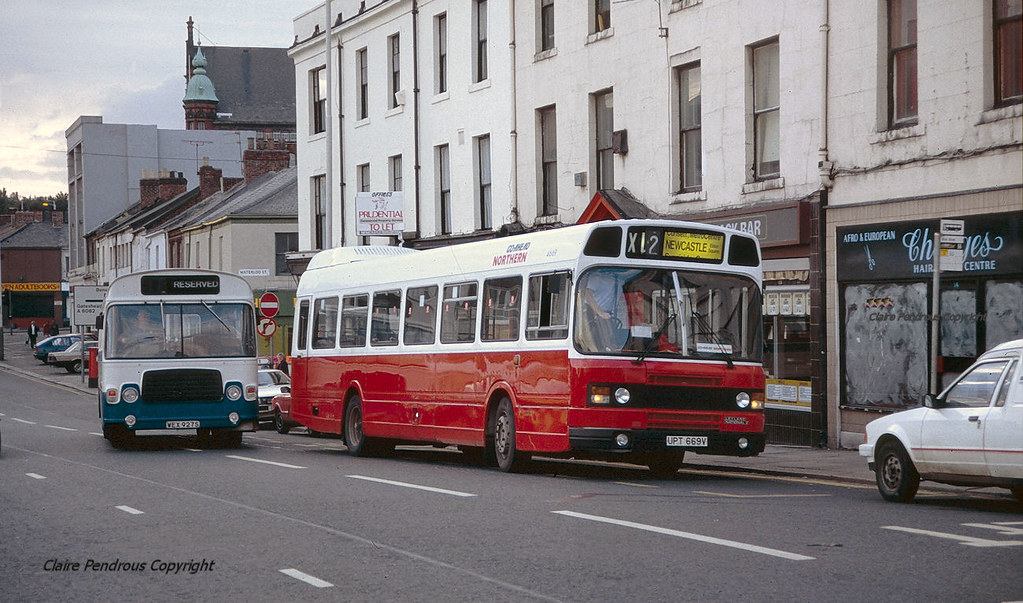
[98,270,258,449]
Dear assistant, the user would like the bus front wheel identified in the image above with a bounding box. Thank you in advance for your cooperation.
[646,451,685,478]
[344,395,394,457]
[491,397,529,473]
[104,424,135,449]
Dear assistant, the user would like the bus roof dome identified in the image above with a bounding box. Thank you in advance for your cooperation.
[306,245,419,272]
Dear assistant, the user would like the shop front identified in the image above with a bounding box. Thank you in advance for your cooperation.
[835,210,1023,442]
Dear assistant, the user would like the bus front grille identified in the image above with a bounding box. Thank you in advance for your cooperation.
[142,369,223,403]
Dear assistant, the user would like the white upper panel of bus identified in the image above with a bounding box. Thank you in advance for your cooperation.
[298,220,761,297]
[105,269,255,303]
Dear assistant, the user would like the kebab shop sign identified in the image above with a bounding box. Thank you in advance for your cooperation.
[356,191,404,236]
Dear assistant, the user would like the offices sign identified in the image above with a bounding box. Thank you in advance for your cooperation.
[356,191,404,236]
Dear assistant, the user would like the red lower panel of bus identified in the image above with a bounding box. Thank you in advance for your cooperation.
[289,350,764,454]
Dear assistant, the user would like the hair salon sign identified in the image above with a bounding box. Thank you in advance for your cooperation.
[837,211,1022,281]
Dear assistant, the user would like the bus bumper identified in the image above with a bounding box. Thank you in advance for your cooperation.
[569,427,765,457]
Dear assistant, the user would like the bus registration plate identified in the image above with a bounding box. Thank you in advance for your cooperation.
[167,420,200,429]
[666,435,707,447]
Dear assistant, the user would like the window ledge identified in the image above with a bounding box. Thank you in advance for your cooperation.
[978,102,1022,125]
[354,117,371,129]
[669,0,703,13]
[869,123,925,145]
[586,27,614,45]
[533,48,558,63]
[468,79,491,94]
[742,177,784,194]
[669,190,707,205]
[384,105,404,118]
[431,91,450,105]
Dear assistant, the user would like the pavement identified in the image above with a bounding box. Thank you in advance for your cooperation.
[0,329,876,486]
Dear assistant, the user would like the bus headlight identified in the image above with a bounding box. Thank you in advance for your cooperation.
[225,384,242,401]
[122,386,140,404]
[614,387,631,405]
[124,415,137,427]
[228,412,240,425]
[736,392,751,409]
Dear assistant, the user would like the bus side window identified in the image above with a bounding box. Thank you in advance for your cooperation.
[311,297,339,349]
[526,271,571,340]
[482,277,522,342]
[404,285,438,345]
[441,282,478,343]
[371,290,401,346]
[296,300,310,351]
[340,294,369,347]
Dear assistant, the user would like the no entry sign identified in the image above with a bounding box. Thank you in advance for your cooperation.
[259,292,279,318]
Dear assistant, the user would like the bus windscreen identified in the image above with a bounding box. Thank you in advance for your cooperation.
[106,303,255,359]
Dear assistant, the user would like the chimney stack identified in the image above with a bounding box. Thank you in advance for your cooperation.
[140,170,188,209]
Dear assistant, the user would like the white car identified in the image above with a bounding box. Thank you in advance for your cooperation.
[859,338,1023,502]
[257,369,291,422]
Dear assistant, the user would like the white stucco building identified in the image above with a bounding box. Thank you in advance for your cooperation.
[287,0,1021,448]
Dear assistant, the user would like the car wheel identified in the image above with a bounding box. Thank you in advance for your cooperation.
[491,397,529,473]
[875,440,920,503]
[274,410,290,434]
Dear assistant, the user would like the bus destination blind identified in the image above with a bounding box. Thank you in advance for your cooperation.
[625,227,725,263]
[140,275,221,295]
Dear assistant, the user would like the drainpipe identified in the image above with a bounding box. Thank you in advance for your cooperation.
[337,36,346,247]
[818,0,833,448]
[412,0,422,239]
[507,0,520,226]
[324,0,335,249]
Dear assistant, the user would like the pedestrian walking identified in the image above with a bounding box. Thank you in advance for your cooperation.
[274,352,289,375]
[27,321,39,347]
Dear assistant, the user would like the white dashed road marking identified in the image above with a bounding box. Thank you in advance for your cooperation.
[279,568,333,588]
[555,510,815,561]
[347,475,477,498]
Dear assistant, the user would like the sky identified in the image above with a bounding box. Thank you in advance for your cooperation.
[0,1,313,198]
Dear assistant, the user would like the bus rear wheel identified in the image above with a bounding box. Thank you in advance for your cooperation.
[491,397,529,473]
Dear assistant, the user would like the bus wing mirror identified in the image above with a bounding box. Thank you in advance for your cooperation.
[95,315,104,330]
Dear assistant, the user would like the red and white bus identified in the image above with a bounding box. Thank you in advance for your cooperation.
[289,220,766,475]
